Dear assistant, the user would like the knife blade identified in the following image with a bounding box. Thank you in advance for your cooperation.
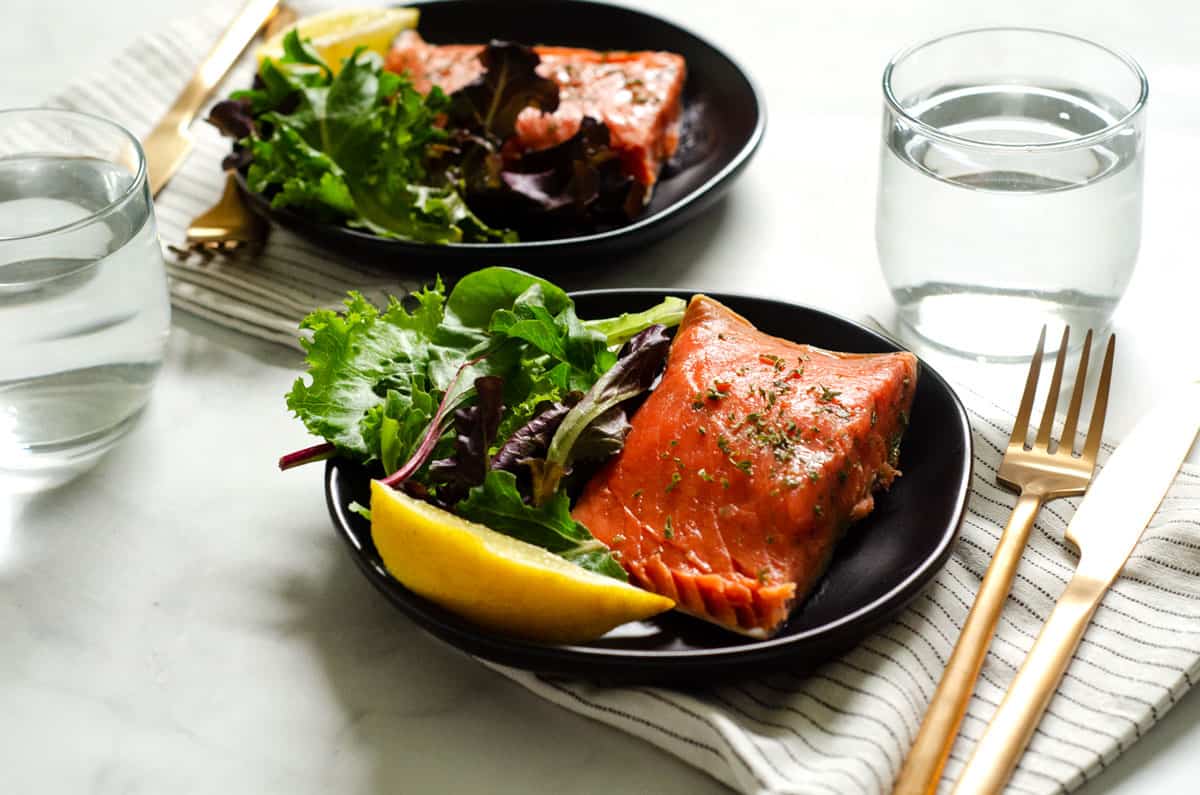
[1067,379,1200,583]
[143,0,280,197]
[952,379,1200,795]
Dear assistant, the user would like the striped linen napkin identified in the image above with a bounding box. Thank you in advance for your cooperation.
[49,0,422,350]
[46,6,1200,794]
[496,383,1200,795]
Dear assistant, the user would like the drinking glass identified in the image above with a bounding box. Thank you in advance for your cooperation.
[875,28,1148,359]
[0,108,170,489]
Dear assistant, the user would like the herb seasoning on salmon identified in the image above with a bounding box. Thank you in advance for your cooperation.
[572,296,918,637]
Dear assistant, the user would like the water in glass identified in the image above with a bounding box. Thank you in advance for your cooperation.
[877,83,1142,359]
[0,155,170,482]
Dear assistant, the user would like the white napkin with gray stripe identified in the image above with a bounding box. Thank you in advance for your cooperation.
[46,5,1200,794]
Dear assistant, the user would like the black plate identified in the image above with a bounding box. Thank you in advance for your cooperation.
[236,0,765,270]
[325,291,973,683]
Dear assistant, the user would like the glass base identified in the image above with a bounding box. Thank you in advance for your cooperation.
[0,409,145,494]
[893,287,1115,362]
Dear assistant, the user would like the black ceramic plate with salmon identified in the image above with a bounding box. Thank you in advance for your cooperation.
[237,0,765,271]
[325,291,972,683]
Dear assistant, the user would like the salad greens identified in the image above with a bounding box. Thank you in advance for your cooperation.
[445,42,559,139]
[527,325,672,505]
[210,34,648,244]
[212,31,509,243]
[281,267,685,578]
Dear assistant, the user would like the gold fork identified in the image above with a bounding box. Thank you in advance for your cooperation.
[180,4,298,254]
[892,326,1115,795]
[183,171,268,252]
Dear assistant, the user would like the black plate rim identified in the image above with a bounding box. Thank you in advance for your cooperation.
[324,289,973,671]
[233,0,767,253]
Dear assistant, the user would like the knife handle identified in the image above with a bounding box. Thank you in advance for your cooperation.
[892,490,1043,795]
[160,0,280,134]
[950,572,1106,795]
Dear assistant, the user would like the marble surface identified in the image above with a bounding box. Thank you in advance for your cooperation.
[3,0,1199,792]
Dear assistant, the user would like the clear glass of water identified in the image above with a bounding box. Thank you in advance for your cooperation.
[0,108,170,489]
[876,28,1148,359]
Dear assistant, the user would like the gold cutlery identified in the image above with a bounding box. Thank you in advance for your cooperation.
[181,4,299,254]
[953,378,1200,794]
[893,327,1113,794]
[182,172,268,252]
[142,0,280,196]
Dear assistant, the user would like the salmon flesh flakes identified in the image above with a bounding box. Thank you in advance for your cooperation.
[572,296,918,637]
[385,31,686,186]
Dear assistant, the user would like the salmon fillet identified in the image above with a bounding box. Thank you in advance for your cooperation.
[385,31,686,186]
[572,297,918,637]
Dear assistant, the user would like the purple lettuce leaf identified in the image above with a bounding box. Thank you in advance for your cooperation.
[427,375,505,504]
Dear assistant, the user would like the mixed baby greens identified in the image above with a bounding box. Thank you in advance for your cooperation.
[280,267,684,578]
[210,32,644,244]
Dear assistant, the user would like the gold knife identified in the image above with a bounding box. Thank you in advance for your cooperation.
[143,0,281,196]
[952,379,1200,794]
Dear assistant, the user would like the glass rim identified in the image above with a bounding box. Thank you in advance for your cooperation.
[881,26,1149,152]
[0,107,148,243]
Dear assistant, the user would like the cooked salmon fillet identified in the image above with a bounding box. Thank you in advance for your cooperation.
[572,297,918,637]
[385,31,686,186]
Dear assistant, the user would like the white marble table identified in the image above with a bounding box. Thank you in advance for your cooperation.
[4,0,1199,792]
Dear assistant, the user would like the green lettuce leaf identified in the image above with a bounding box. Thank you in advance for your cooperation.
[488,284,616,386]
[361,379,439,476]
[585,296,687,347]
[285,281,467,459]
[456,470,625,580]
[443,266,572,329]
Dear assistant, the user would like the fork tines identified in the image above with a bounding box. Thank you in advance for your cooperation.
[1008,326,1116,461]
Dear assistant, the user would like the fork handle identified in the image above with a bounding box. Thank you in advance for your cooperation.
[161,0,280,133]
[951,572,1105,794]
[892,490,1044,795]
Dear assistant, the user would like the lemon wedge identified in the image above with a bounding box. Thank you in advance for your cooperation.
[256,7,420,73]
[370,481,674,644]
